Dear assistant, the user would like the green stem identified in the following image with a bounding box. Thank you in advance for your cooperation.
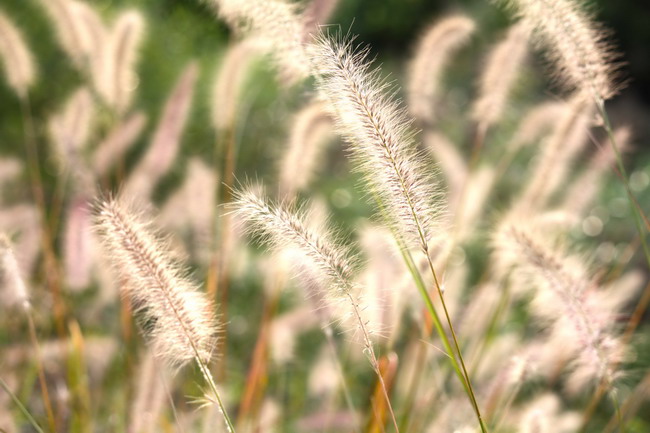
[196,359,236,433]
[595,100,650,268]
[423,254,488,433]
[0,377,45,433]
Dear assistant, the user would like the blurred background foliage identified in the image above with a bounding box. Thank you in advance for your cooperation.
[2,0,649,162]
[2,0,648,260]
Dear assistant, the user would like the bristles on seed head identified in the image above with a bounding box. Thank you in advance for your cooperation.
[94,197,218,367]
[48,86,96,169]
[494,219,625,392]
[231,186,356,295]
[310,33,445,253]
[278,100,333,199]
[101,10,145,112]
[472,23,529,126]
[211,39,260,131]
[0,10,37,97]
[407,14,475,123]
[209,0,310,84]
[0,233,29,310]
[92,111,148,177]
[500,0,619,100]
[124,62,198,200]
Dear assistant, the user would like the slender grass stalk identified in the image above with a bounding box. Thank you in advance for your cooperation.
[1,233,57,432]
[0,377,45,433]
[232,187,400,432]
[95,198,235,432]
[595,101,650,267]
[310,34,487,433]
[25,312,57,433]
[18,94,67,338]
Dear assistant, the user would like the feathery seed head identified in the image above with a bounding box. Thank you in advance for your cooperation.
[310,33,445,253]
[124,62,198,200]
[95,197,218,367]
[472,23,529,126]
[407,15,475,123]
[211,39,260,131]
[48,87,96,170]
[232,187,386,346]
[92,112,148,177]
[279,100,334,199]
[495,220,626,392]
[500,0,619,101]
[232,186,356,295]
[0,234,29,310]
[63,196,96,291]
[209,0,310,84]
[518,95,594,211]
[103,10,145,112]
[0,10,37,97]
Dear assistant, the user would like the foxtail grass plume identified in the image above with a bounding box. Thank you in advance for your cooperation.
[495,221,627,393]
[39,1,144,111]
[71,1,107,68]
[0,234,29,310]
[232,188,380,367]
[505,100,569,154]
[38,0,98,68]
[0,10,36,97]
[454,166,496,241]
[100,10,145,112]
[63,195,95,291]
[48,87,95,170]
[560,127,630,217]
[311,34,444,254]
[159,157,218,265]
[209,0,310,84]
[518,96,593,210]
[501,0,618,101]
[92,111,148,177]
[407,15,475,124]
[425,132,468,200]
[278,100,333,199]
[232,187,356,299]
[95,197,218,367]
[472,23,529,127]
[211,39,259,131]
[124,62,198,200]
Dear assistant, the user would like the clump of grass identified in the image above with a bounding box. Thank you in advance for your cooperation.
[1,0,649,432]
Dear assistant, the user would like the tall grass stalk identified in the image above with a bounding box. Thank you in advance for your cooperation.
[0,377,45,433]
[311,34,487,433]
[232,187,401,432]
[95,198,235,432]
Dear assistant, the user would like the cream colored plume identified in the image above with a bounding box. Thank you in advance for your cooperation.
[407,15,475,123]
[0,10,36,97]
